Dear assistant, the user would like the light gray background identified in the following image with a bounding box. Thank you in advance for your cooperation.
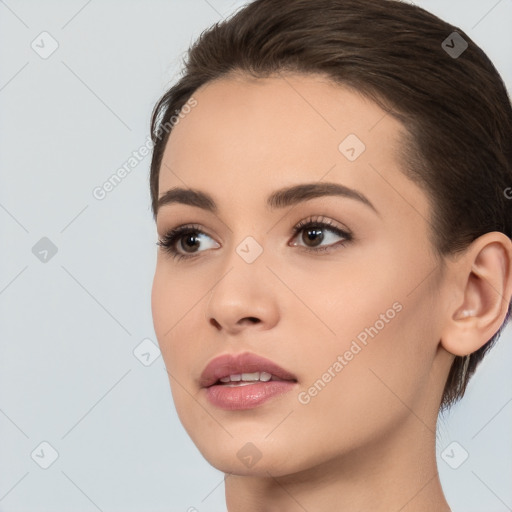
[0,1,511,511]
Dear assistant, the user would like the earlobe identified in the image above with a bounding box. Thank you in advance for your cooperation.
[441,232,512,357]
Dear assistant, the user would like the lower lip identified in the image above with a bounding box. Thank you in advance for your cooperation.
[204,381,297,410]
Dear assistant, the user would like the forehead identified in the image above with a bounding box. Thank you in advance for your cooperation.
[158,73,427,220]
[162,72,401,166]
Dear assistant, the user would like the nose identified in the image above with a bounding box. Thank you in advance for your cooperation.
[205,248,280,335]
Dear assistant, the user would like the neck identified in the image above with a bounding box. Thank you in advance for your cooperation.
[224,414,451,512]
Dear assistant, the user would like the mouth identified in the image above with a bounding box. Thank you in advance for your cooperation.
[215,371,288,386]
[199,351,298,388]
[199,352,298,410]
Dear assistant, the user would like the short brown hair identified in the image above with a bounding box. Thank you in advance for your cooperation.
[149,0,512,410]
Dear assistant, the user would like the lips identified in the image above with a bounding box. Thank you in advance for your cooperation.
[199,352,297,388]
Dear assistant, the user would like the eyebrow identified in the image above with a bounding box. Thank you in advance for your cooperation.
[157,182,378,215]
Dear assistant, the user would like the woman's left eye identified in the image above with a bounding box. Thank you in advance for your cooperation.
[157,216,352,261]
[289,216,352,253]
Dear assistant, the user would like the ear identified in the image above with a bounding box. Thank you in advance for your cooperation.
[440,232,512,357]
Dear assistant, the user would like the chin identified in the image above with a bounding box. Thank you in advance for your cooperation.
[199,447,299,477]
[180,423,313,477]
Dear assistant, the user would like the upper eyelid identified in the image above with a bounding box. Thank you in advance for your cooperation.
[162,217,348,238]
[293,216,351,233]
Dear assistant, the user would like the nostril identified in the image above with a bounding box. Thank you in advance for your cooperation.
[244,317,260,324]
[209,318,222,329]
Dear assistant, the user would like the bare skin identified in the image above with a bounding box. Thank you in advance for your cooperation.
[151,72,512,511]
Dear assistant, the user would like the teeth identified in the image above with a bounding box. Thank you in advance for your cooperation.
[242,372,259,381]
[219,371,273,383]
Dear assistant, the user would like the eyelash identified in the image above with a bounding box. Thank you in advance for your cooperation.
[156,216,352,262]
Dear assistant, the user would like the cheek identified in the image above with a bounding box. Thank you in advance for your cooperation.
[151,267,204,419]
[152,260,203,330]
[283,299,435,470]
[151,263,201,365]
[279,248,401,349]
[151,266,173,350]
[290,248,436,416]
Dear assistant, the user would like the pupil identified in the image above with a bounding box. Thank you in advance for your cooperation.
[304,228,324,247]
[183,233,200,252]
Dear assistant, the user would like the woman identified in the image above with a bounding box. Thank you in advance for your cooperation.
[149,0,512,510]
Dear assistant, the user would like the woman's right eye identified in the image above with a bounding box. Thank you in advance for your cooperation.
[157,224,219,261]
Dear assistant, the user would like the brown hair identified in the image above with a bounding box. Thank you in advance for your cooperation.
[149,0,512,410]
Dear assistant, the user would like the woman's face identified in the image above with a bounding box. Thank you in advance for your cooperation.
[151,73,454,476]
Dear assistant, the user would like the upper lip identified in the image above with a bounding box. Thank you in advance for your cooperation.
[199,352,298,388]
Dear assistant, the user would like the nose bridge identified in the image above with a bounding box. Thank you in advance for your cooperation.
[213,231,268,299]
[218,209,269,270]
[234,232,266,265]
